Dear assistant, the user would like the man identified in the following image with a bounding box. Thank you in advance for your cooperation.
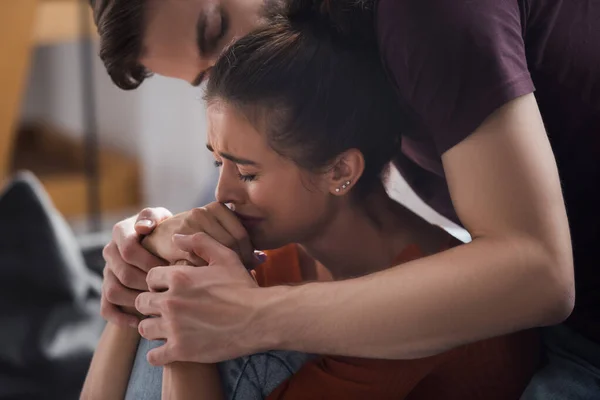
[93,0,600,397]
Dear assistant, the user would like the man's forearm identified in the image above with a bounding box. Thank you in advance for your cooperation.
[256,236,573,359]
[81,323,140,399]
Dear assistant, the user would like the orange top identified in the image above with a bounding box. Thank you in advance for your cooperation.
[253,243,540,400]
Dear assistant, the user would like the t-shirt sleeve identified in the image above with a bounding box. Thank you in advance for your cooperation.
[266,355,444,400]
[377,0,535,154]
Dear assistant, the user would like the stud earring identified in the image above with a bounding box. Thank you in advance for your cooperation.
[336,180,351,193]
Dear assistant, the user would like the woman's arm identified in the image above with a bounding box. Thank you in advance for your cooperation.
[257,94,574,359]
[140,235,225,400]
[161,363,224,400]
[81,323,140,400]
[160,266,224,400]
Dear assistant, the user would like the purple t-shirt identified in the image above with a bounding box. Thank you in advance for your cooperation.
[376,0,600,342]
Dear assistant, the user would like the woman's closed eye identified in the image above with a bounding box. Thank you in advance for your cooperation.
[237,172,257,182]
[213,160,257,182]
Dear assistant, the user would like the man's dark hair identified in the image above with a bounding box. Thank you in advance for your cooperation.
[92,0,375,91]
[92,0,151,90]
[205,1,405,198]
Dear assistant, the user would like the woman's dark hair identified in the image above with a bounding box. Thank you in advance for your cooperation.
[284,0,376,42]
[205,1,404,197]
[92,0,151,90]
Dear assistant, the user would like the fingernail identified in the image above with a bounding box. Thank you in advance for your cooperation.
[254,251,268,264]
[173,234,187,241]
[136,219,154,228]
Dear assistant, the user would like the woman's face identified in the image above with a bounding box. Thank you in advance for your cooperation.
[140,0,266,85]
[206,102,340,250]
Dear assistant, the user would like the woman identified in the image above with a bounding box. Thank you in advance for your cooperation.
[83,9,539,400]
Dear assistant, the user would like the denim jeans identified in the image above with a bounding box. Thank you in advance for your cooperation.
[125,339,312,400]
[520,324,600,400]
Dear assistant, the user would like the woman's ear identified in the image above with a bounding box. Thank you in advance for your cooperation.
[328,149,365,195]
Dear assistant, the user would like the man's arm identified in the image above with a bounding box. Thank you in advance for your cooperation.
[256,93,573,359]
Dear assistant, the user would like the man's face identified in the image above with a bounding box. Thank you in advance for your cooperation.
[140,0,267,86]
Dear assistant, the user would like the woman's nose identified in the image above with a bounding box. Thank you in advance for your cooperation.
[214,172,242,205]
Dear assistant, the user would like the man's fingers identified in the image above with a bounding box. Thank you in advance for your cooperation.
[103,246,149,291]
[138,317,167,341]
[141,234,190,264]
[100,295,140,328]
[147,341,176,367]
[145,266,172,292]
[173,232,238,266]
[135,291,163,316]
[185,207,242,260]
[180,214,232,265]
[117,240,166,273]
[135,207,173,235]
[103,268,143,306]
[205,204,256,267]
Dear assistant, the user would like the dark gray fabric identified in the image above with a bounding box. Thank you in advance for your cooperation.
[520,325,600,400]
[126,338,312,400]
[0,171,105,399]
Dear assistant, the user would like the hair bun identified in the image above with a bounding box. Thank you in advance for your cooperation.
[284,0,375,41]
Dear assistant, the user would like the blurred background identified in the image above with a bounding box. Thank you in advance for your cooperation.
[2,0,219,254]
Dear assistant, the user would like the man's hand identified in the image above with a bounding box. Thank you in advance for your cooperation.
[101,207,173,328]
[141,202,257,268]
[136,233,266,366]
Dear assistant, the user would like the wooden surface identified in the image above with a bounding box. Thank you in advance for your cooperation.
[0,0,38,182]
[14,123,141,217]
[34,0,96,45]
[0,0,97,183]
[0,1,140,218]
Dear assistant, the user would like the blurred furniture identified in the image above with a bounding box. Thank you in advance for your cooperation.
[0,0,140,221]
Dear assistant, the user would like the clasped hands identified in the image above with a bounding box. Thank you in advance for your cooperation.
[101,203,270,365]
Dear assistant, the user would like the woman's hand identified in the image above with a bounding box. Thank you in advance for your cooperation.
[141,202,258,268]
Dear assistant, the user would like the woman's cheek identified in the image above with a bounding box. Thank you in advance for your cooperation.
[246,183,272,209]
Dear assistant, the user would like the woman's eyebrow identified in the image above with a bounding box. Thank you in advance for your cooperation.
[206,144,259,166]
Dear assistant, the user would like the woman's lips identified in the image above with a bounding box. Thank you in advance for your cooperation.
[233,212,264,229]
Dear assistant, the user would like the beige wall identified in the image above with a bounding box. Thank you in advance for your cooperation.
[22,42,217,214]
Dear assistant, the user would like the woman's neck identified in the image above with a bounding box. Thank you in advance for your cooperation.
[299,186,448,280]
